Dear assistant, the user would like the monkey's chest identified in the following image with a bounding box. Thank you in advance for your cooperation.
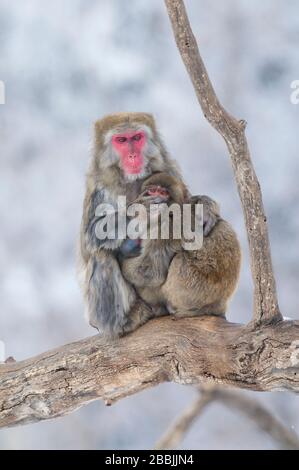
[103,182,143,225]
[113,180,143,203]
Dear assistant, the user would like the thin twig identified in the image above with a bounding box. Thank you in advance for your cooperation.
[155,386,299,450]
[214,388,299,450]
[155,391,214,449]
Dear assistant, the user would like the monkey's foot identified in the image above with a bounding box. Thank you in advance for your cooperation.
[172,309,226,319]
[170,309,202,320]
[152,305,169,317]
[120,300,154,336]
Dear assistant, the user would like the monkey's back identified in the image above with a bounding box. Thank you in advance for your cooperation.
[162,219,241,316]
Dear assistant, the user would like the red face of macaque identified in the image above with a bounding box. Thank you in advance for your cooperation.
[112,130,146,175]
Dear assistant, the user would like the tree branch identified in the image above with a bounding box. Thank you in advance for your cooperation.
[0,1,296,432]
[1,316,299,428]
[155,386,299,450]
[164,0,282,326]
[214,388,299,450]
[155,390,214,449]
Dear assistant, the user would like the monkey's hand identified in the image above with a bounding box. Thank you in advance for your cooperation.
[117,238,142,259]
[189,195,220,236]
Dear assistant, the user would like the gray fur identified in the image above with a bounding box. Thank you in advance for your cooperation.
[86,252,136,336]
[79,113,219,337]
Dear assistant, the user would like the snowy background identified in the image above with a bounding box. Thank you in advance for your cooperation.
[0,0,299,449]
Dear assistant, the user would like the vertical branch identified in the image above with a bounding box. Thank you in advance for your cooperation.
[164,0,282,325]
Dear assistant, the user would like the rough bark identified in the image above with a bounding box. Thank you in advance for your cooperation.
[1,316,299,428]
[164,0,281,326]
[0,0,297,430]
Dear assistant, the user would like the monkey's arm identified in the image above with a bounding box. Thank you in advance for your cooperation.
[82,189,125,254]
[122,192,183,288]
[117,239,142,259]
[136,172,220,238]
[80,189,154,337]
[189,195,220,236]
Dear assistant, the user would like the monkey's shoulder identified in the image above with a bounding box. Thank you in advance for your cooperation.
[192,218,241,260]
[207,218,239,241]
[121,239,175,288]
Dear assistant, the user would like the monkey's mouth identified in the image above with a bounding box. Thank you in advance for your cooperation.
[126,165,143,174]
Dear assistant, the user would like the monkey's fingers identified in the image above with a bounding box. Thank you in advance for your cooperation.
[131,194,167,208]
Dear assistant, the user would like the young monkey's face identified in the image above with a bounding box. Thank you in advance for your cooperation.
[140,173,187,205]
[142,185,170,204]
[128,184,171,228]
[136,172,187,207]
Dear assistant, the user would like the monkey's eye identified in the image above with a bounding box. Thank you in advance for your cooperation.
[116,136,127,143]
[132,134,142,141]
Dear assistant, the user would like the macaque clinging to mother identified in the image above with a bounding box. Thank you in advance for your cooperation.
[120,172,241,320]
[79,112,240,337]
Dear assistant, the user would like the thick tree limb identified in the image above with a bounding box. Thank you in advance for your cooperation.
[155,387,299,450]
[0,1,297,432]
[164,0,281,325]
[1,316,299,428]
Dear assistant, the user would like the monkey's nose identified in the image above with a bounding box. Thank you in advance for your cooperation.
[128,154,137,160]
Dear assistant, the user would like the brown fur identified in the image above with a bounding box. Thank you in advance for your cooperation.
[79,113,221,337]
[94,112,157,149]
[79,113,184,337]
[121,173,241,318]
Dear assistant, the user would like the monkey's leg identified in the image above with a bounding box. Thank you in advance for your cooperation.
[161,253,229,319]
[85,251,136,336]
[119,299,155,336]
[82,189,148,337]
[85,251,158,337]
[168,306,226,319]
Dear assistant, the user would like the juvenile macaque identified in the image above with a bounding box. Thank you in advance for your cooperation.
[120,173,241,318]
[79,113,219,337]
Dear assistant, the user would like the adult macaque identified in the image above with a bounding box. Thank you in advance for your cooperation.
[79,113,219,337]
[121,173,241,318]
